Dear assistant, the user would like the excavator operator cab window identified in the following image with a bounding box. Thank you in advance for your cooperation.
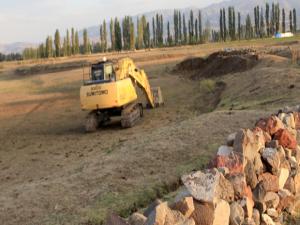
[89,62,115,84]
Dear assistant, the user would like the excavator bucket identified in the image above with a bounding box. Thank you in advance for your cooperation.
[151,87,164,107]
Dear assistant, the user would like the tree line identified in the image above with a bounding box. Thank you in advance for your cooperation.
[219,3,297,41]
[9,3,299,60]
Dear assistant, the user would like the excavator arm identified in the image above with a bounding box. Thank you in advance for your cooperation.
[115,58,163,108]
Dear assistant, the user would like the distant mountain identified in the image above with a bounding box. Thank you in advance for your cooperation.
[0,42,37,54]
[82,0,300,43]
[1,0,300,54]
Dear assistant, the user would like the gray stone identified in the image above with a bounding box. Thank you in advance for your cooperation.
[230,202,244,225]
[144,199,163,217]
[262,148,281,175]
[217,145,233,156]
[182,169,234,203]
[244,160,258,189]
[227,133,237,147]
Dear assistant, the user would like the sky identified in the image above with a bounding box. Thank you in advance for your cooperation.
[0,0,224,44]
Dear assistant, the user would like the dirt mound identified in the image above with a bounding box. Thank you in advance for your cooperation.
[174,49,259,79]
[267,47,292,59]
[15,60,88,76]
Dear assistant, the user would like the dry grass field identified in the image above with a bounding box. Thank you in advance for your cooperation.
[0,37,300,225]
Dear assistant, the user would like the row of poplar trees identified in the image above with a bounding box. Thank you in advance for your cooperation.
[220,3,297,41]
[22,2,298,60]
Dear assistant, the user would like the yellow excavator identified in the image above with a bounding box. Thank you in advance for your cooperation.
[80,57,164,132]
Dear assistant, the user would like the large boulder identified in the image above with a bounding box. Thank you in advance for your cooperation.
[182,169,234,203]
[261,148,280,175]
[258,173,279,192]
[191,201,214,225]
[213,199,230,225]
[171,197,194,218]
[233,129,265,165]
[230,202,245,225]
[256,116,284,136]
[274,129,297,150]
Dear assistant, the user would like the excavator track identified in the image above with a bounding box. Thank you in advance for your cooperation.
[121,103,143,128]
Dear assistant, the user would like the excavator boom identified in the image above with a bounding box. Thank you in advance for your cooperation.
[115,58,163,108]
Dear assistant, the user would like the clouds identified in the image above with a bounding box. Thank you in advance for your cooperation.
[0,0,222,43]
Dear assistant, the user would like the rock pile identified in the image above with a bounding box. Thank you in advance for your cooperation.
[106,110,300,225]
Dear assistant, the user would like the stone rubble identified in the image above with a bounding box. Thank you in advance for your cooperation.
[106,109,300,225]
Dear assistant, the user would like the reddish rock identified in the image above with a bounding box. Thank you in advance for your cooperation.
[256,116,284,136]
[277,195,295,213]
[274,129,297,150]
[258,173,279,192]
[209,152,243,175]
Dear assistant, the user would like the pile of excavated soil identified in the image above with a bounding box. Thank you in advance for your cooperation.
[267,47,293,59]
[174,49,259,79]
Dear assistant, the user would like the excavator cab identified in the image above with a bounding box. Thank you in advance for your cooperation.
[86,61,115,85]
